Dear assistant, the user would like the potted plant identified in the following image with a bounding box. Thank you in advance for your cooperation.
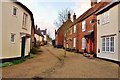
[83,48,87,57]
[89,50,94,59]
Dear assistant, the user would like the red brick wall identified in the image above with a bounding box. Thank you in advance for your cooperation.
[76,15,97,54]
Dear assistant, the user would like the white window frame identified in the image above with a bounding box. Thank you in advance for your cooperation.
[73,38,76,47]
[22,13,28,28]
[82,21,86,32]
[102,36,115,53]
[12,6,17,16]
[101,11,110,25]
[74,25,76,33]
[82,38,86,49]
[11,33,15,43]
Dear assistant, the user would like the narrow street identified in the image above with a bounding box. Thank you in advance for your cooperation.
[2,45,119,78]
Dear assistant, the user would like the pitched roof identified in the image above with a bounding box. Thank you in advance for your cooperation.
[70,2,110,27]
[96,0,120,15]
[35,28,44,37]
[40,29,47,35]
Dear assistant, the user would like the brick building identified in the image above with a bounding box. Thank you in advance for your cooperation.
[66,0,111,58]
[55,12,72,48]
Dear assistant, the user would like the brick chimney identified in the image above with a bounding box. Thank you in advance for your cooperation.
[68,11,71,20]
[55,29,57,35]
[91,0,97,7]
[36,25,38,29]
[73,13,76,22]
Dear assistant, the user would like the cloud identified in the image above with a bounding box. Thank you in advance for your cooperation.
[74,0,91,18]
[18,0,92,39]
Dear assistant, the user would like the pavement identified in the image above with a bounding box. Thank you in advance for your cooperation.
[1,45,119,78]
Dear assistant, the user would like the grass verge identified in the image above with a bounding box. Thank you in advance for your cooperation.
[0,53,36,68]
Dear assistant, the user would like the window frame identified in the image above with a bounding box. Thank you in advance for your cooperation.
[74,25,76,33]
[11,33,15,43]
[101,36,115,53]
[82,21,86,32]
[82,37,86,49]
[101,11,110,25]
[73,38,76,48]
[22,12,28,28]
[12,6,17,16]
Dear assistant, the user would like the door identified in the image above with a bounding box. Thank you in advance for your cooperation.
[21,37,26,59]
[88,39,93,53]
[89,39,93,52]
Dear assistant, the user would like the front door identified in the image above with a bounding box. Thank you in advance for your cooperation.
[21,37,26,59]
[89,39,93,52]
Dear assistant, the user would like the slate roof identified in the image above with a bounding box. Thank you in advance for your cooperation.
[96,0,120,15]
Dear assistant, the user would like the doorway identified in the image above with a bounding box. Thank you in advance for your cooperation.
[21,37,26,59]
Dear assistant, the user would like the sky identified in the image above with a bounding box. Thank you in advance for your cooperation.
[17,0,99,39]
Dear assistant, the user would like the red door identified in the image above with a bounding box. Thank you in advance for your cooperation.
[89,39,93,52]
[88,39,93,53]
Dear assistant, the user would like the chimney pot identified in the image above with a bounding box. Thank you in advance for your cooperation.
[73,13,76,22]
[91,0,97,7]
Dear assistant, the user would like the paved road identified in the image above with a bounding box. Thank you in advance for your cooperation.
[2,45,119,78]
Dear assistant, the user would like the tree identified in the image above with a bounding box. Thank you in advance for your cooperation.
[54,8,73,27]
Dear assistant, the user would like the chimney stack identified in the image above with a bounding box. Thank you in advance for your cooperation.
[73,13,76,22]
[91,0,97,7]
[68,11,71,20]
[36,25,38,29]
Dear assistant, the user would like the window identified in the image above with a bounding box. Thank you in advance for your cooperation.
[11,33,15,43]
[22,13,28,28]
[82,38,86,49]
[12,7,17,16]
[82,21,86,32]
[74,25,76,33]
[102,38,105,51]
[73,38,76,47]
[101,11,109,25]
[102,36,114,52]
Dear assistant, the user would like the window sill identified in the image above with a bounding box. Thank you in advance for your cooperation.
[82,48,85,50]
[12,15,17,17]
[102,21,110,25]
[11,42,15,44]
[101,51,114,53]
[22,27,27,30]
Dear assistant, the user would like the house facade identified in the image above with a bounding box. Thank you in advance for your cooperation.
[30,23,35,49]
[1,1,34,60]
[65,13,77,51]
[96,1,120,61]
[55,12,72,48]
[65,1,110,58]
[40,29,47,45]
[35,26,44,46]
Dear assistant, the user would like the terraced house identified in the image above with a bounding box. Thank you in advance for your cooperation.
[96,0,120,61]
[1,0,34,61]
[55,12,72,48]
[64,0,111,58]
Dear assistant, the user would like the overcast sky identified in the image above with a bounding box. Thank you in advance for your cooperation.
[17,0,95,39]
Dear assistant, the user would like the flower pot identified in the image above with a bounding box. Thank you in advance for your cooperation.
[89,54,94,59]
